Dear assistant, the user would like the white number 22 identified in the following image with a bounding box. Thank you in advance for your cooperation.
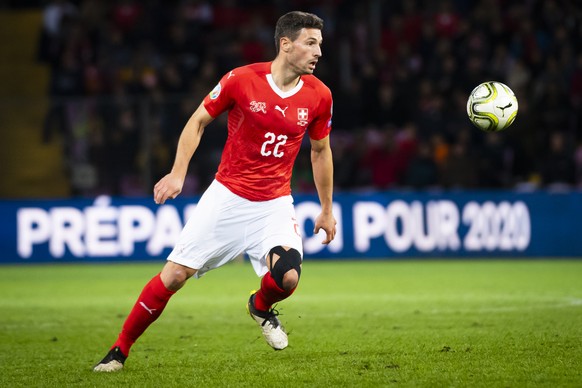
[260,132,288,158]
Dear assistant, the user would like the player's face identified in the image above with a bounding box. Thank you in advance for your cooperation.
[287,28,323,75]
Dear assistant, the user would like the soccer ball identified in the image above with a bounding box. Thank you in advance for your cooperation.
[466,81,518,132]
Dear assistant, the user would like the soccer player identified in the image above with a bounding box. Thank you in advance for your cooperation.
[94,11,336,372]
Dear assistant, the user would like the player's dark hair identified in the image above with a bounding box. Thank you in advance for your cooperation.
[274,11,323,53]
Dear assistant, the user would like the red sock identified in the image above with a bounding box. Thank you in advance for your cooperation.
[254,271,296,311]
[113,273,175,356]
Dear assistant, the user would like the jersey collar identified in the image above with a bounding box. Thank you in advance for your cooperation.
[266,73,304,99]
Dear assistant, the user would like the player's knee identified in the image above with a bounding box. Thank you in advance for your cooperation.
[161,262,196,291]
[281,268,300,290]
[269,247,302,291]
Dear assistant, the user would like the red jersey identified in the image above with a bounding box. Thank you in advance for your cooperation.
[203,62,333,201]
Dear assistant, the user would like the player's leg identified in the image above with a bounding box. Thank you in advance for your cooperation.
[244,193,304,350]
[94,180,242,371]
[93,261,196,372]
[254,246,302,310]
[247,246,302,350]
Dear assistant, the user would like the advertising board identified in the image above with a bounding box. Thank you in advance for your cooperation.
[1,191,580,263]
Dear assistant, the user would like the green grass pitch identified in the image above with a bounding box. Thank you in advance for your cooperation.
[0,259,581,387]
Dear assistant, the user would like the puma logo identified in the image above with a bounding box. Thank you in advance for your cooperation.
[275,105,288,117]
[139,302,157,315]
[496,102,513,117]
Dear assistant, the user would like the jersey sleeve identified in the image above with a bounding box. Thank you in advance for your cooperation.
[307,85,333,140]
[203,71,236,118]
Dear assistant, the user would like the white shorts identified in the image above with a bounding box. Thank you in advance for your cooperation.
[167,180,303,278]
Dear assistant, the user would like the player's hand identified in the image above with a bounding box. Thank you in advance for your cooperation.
[153,173,184,204]
[314,212,337,245]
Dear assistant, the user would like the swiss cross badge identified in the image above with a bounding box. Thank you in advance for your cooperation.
[297,108,309,126]
[297,108,308,120]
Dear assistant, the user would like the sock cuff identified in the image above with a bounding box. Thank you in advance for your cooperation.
[254,272,296,311]
[151,273,176,299]
[263,271,285,293]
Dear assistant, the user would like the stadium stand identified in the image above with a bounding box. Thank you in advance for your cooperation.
[1,0,581,198]
[0,8,68,198]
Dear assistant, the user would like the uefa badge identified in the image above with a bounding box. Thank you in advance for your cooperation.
[209,83,222,100]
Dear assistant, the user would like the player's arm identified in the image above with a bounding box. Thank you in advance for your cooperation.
[310,135,336,244]
[153,102,214,204]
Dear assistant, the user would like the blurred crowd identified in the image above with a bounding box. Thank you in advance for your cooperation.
[37,0,582,196]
